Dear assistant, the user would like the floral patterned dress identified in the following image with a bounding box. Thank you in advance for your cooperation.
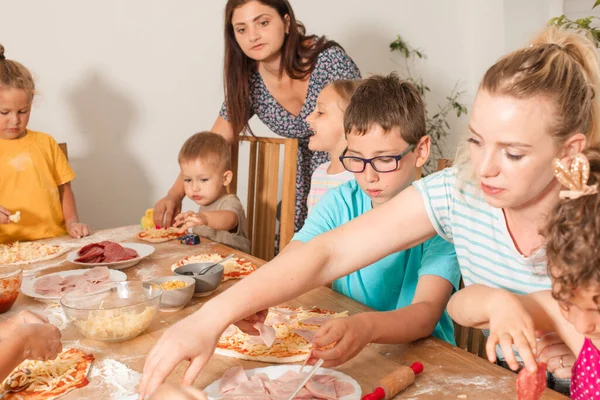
[220,46,361,231]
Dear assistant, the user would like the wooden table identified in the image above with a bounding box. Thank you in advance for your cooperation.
[3,226,567,399]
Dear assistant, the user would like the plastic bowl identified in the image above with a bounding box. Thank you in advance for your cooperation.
[173,263,224,297]
[150,276,195,312]
[0,267,22,314]
[60,281,161,342]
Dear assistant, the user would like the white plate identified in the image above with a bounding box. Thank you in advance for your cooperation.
[66,242,155,270]
[21,269,127,303]
[203,364,361,400]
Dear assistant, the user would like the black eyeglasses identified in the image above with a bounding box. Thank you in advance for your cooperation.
[339,144,415,173]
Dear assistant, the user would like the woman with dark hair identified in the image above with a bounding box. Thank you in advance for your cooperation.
[153,0,361,232]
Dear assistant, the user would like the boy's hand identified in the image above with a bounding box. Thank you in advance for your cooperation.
[0,205,11,224]
[308,314,372,368]
[485,291,538,373]
[174,212,207,230]
[67,222,91,239]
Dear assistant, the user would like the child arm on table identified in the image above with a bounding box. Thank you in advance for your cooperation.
[447,285,581,373]
[174,209,238,232]
[59,182,90,238]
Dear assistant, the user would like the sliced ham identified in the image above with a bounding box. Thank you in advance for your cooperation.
[266,314,289,325]
[254,322,277,348]
[33,267,116,296]
[221,325,237,338]
[220,367,248,394]
[334,381,355,397]
[293,329,316,343]
[305,380,337,400]
[272,307,299,316]
[218,367,355,400]
[299,316,332,326]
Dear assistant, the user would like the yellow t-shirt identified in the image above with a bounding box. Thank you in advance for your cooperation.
[0,130,75,243]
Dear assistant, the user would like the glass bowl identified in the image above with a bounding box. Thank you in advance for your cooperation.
[60,281,161,342]
[0,266,22,314]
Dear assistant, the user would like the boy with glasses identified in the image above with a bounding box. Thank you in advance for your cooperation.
[287,73,460,367]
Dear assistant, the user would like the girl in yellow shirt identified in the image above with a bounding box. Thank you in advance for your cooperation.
[0,44,90,243]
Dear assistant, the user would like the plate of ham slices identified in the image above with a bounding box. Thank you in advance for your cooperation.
[66,241,154,270]
[204,365,361,400]
[21,266,127,302]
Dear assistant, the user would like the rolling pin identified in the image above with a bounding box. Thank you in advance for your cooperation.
[361,362,424,400]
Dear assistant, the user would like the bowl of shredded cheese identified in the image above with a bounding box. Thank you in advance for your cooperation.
[150,276,195,312]
[60,281,161,342]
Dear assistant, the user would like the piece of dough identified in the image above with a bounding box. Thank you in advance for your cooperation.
[8,211,20,223]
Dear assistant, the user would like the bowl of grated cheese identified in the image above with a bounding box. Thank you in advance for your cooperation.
[60,281,161,342]
[150,276,195,312]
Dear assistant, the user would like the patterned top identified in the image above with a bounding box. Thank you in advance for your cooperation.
[572,338,600,399]
[220,46,361,231]
[413,167,551,294]
[306,162,354,214]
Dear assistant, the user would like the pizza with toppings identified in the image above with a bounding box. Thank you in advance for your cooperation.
[2,348,94,399]
[137,227,185,243]
[171,253,256,281]
[0,242,70,265]
[215,305,348,363]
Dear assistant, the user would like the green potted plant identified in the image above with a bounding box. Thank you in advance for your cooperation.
[390,35,467,175]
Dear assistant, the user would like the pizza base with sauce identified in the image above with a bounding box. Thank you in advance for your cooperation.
[0,242,70,265]
[3,348,94,400]
[215,306,348,363]
[171,253,256,281]
[137,227,185,243]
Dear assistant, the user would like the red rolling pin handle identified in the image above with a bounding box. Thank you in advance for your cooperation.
[361,362,424,400]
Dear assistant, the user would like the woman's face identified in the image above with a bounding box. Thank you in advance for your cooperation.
[468,90,561,209]
[231,1,289,63]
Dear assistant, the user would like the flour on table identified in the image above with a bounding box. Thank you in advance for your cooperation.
[136,263,160,281]
[90,358,141,399]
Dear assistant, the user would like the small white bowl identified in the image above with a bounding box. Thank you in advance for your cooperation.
[150,276,195,312]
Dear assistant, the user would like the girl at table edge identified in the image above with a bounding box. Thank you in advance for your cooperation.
[138,25,600,397]
[152,0,361,231]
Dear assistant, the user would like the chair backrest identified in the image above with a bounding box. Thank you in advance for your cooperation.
[231,136,298,261]
[434,157,487,358]
[58,142,68,160]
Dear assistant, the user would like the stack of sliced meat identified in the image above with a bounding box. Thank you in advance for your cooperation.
[75,241,138,263]
[220,367,355,400]
[34,267,112,297]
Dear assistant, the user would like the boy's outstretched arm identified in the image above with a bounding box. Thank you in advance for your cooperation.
[175,210,238,231]
[310,275,453,367]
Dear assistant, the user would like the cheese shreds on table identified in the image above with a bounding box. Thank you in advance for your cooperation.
[216,306,348,363]
[0,242,68,265]
[171,253,256,281]
[3,348,94,399]
[74,306,157,341]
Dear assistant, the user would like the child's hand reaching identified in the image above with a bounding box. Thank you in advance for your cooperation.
[67,221,91,239]
[485,291,538,373]
[174,211,207,230]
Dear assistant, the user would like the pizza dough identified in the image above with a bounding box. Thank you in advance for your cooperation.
[0,242,70,265]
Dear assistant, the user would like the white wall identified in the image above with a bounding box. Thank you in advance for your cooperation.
[0,0,562,229]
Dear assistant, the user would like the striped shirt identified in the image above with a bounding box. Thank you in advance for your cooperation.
[306,162,354,214]
[413,167,551,294]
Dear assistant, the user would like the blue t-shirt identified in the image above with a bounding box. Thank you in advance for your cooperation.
[293,180,461,344]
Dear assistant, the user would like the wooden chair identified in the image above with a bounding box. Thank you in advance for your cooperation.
[58,143,68,160]
[231,136,298,261]
[434,158,488,358]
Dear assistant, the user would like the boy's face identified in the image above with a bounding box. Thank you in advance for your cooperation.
[0,88,31,140]
[345,125,423,207]
[180,159,232,206]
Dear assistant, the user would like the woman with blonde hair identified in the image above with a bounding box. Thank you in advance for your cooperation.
[139,26,599,397]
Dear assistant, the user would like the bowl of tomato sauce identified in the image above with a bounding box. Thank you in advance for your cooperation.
[0,266,22,314]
